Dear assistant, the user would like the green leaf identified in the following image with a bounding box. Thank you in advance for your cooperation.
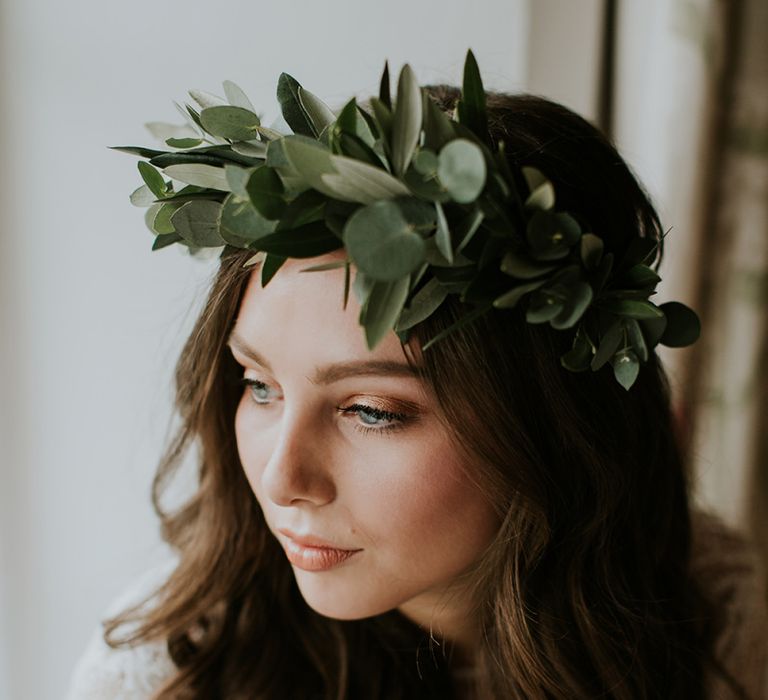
[639,314,668,348]
[550,281,593,329]
[526,293,564,323]
[456,49,489,145]
[395,277,449,331]
[522,167,555,211]
[437,139,486,203]
[591,319,623,370]
[391,64,422,176]
[164,163,230,191]
[130,184,155,207]
[322,155,410,204]
[276,73,315,137]
[246,166,286,219]
[151,232,182,250]
[422,93,457,152]
[600,299,664,319]
[261,254,287,286]
[222,80,256,111]
[623,263,662,288]
[492,279,546,308]
[580,233,604,270]
[298,86,336,137]
[625,318,649,362]
[165,137,204,149]
[379,60,392,110]
[230,140,268,158]
[150,202,180,234]
[224,164,255,198]
[658,301,701,347]
[200,106,261,141]
[170,200,226,247]
[300,260,349,272]
[611,348,640,390]
[219,193,277,246]
[189,89,227,110]
[145,121,200,142]
[369,97,393,150]
[344,199,429,281]
[361,276,411,349]
[250,220,341,258]
[526,211,581,261]
[138,161,167,199]
[434,201,453,263]
[500,250,557,279]
[560,326,593,372]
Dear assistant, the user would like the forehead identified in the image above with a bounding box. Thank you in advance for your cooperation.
[232,253,412,366]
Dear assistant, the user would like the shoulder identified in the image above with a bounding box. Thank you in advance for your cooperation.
[67,560,178,700]
[689,509,768,698]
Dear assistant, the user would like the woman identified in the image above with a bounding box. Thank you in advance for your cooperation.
[69,57,768,699]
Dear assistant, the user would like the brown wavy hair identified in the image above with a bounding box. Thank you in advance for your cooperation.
[104,88,727,698]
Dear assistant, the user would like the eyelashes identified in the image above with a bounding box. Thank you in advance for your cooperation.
[238,377,410,436]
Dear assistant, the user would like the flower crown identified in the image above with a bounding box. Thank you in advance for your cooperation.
[113,49,700,390]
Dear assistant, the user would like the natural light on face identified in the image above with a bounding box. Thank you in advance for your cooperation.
[228,251,500,634]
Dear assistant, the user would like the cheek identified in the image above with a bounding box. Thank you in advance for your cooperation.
[234,396,265,498]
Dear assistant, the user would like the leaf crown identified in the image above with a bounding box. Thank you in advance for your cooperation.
[112,49,700,390]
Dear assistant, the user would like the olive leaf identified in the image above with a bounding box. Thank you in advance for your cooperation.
[395,277,449,331]
[200,106,261,141]
[391,64,422,176]
[164,163,230,191]
[456,49,489,145]
[277,73,315,137]
[361,276,411,349]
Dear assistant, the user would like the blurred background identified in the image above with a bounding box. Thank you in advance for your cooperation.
[0,0,765,697]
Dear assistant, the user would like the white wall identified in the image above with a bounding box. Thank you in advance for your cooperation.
[0,2,530,698]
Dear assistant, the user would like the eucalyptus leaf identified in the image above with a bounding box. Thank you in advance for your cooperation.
[261,254,287,286]
[220,193,277,245]
[493,279,546,308]
[501,249,557,279]
[434,201,453,263]
[246,166,286,219]
[276,73,315,137]
[164,163,230,191]
[321,155,410,204]
[611,349,640,390]
[138,161,167,199]
[560,326,593,371]
[223,80,256,111]
[151,202,180,235]
[230,140,268,158]
[437,139,486,204]
[624,264,662,288]
[625,318,649,362]
[145,121,199,143]
[391,64,422,176]
[580,233,604,270]
[250,220,341,258]
[171,200,226,247]
[600,299,664,319]
[130,184,155,207]
[200,106,261,141]
[658,301,700,347]
[526,211,581,261]
[151,232,182,250]
[369,97,393,149]
[298,86,336,137]
[395,278,449,331]
[423,94,457,151]
[550,282,593,329]
[344,199,428,280]
[189,89,227,110]
[361,276,411,349]
[165,137,204,149]
[591,319,623,371]
[526,293,564,323]
[522,167,555,211]
[224,164,255,198]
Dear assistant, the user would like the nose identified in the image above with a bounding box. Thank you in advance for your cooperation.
[260,405,336,508]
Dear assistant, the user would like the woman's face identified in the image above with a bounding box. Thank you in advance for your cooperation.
[229,252,500,629]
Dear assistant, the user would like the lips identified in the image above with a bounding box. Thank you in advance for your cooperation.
[277,528,362,572]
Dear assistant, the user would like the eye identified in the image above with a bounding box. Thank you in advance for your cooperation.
[337,403,409,435]
[240,377,281,405]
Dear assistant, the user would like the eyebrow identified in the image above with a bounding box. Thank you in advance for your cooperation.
[226,331,421,384]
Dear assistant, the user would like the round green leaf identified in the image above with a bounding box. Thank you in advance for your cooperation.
[344,199,428,281]
[219,193,277,246]
[526,211,581,261]
[246,166,286,220]
[170,200,226,247]
[580,233,604,270]
[437,139,486,204]
[658,301,701,347]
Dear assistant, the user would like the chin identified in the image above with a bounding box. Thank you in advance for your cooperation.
[293,574,399,621]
